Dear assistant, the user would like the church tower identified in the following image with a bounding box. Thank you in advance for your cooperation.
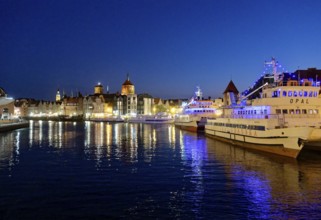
[121,74,135,95]
[56,89,61,102]
[121,74,137,116]
[94,82,104,95]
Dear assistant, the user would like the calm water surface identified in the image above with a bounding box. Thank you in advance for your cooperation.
[1,121,321,219]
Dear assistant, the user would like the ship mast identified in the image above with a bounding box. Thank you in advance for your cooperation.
[264,57,279,83]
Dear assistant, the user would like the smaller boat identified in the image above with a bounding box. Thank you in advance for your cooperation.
[128,113,174,124]
[175,87,221,132]
[89,117,124,123]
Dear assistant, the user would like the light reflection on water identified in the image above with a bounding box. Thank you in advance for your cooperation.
[1,121,321,219]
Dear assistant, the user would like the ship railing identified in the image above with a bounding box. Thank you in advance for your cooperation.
[224,114,321,119]
[282,114,321,119]
[225,114,278,119]
[274,80,317,87]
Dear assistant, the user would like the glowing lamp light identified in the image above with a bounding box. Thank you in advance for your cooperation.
[215,109,223,117]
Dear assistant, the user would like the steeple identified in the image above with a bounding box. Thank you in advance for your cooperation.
[56,89,61,102]
[223,80,239,106]
[223,80,239,94]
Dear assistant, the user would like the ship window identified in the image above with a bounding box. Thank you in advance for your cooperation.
[296,109,300,114]
[314,91,318,97]
[288,91,292,97]
[304,91,308,97]
[299,91,303,97]
[264,109,267,114]
[309,91,313,97]
[289,109,294,114]
[283,91,287,96]
[294,91,297,97]
[309,109,313,114]
[282,109,288,114]
[302,109,307,114]
[254,110,257,114]
[276,109,281,114]
[273,91,278,97]
[314,109,319,114]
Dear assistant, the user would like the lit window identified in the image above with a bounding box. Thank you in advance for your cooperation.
[294,91,297,97]
[288,91,292,97]
[304,91,308,97]
[299,91,303,97]
[296,109,300,114]
[283,91,287,96]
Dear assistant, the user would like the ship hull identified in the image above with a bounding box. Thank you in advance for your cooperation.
[205,131,300,158]
[204,124,320,158]
[175,120,205,133]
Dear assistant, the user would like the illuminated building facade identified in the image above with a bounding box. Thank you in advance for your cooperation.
[121,75,137,116]
[137,93,153,115]
[83,83,127,119]
[61,94,83,117]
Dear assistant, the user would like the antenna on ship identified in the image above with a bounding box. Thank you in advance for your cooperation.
[264,57,280,83]
[195,86,202,100]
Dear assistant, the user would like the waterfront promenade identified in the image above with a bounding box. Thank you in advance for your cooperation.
[0,120,29,132]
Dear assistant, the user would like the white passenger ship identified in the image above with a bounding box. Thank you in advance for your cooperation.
[205,58,321,158]
[175,87,221,132]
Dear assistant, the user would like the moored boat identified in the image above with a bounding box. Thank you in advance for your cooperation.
[205,58,321,158]
[175,87,222,132]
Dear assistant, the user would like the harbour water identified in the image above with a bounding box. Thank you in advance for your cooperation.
[1,121,321,219]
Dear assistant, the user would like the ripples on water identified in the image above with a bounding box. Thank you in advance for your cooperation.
[1,121,321,219]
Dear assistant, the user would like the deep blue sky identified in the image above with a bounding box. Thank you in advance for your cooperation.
[1,0,321,100]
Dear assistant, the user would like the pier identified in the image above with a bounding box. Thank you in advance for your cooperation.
[0,120,29,132]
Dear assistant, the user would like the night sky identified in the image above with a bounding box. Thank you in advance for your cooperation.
[1,0,321,100]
